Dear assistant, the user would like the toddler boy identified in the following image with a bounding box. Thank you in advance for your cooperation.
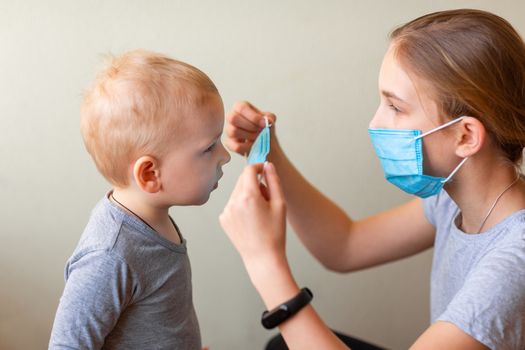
[49,50,230,349]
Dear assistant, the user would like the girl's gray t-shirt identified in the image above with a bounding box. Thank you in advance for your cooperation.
[424,190,525,350]
[49,195,201,350]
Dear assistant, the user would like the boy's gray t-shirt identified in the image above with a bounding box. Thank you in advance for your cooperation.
[49,194,201,350]
[424,190,525,350]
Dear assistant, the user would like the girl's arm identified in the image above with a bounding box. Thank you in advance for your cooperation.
[225,101,435,273]
[220,163,488,350]
[219,163,349,349]
[410,323,488,350]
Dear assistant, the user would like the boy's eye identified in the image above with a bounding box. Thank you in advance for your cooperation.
[204,142,216,153]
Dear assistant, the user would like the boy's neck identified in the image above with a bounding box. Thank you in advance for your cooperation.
[110,188,182,245]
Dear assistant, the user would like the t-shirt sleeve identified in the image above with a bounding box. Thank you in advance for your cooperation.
[49,251,134,350]
[436,243,525,349]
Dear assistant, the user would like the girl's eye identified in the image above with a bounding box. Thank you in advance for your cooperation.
[389,104,401,113]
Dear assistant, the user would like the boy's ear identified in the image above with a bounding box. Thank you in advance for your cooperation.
[455,116,486,158]
[132,156,162,193]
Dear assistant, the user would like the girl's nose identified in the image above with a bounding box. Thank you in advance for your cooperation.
[369,109,381,129]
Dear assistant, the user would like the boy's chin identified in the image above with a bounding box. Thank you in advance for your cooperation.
[186,192,212,206]
[194,196,211,206]
[171,187,216,206]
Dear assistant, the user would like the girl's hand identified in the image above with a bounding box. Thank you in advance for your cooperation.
[219,162,287,269]
[225,101,277,156]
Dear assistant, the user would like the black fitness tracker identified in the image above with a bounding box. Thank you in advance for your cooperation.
[261,287,313,329]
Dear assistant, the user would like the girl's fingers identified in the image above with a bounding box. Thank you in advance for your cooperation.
[232,100,262,113]
[227,110,261,133]
[263,162,285,207]
[224,138,252,157]
[259,182,270,201]
[261,112,277,128]
[225,123,258,141]
[231,101,264,125]
[241,163,265,196]
[228,163,265,202]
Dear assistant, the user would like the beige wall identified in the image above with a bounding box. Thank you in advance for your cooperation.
[1,1,524,349]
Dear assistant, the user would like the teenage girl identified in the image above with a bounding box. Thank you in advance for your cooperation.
[220,9,525,350]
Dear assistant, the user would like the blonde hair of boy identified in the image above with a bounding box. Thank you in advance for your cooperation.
[81,49,219,187]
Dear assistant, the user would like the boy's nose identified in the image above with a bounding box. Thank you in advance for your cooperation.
[220,143,231,165]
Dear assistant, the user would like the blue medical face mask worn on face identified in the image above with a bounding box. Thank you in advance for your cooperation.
[368,117,468,198]
[247,117,271,164]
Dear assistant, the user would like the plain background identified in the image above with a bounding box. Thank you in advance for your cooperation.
[1,1,524,349]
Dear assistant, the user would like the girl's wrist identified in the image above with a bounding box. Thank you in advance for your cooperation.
[244,254,300,310]
[267,133,283,163]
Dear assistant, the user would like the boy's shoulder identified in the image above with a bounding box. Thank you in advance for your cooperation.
[69,195,144,268]
[71,195,127,259]
[68,194,188,272]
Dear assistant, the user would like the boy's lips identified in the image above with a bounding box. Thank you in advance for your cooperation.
[213,172,223,189]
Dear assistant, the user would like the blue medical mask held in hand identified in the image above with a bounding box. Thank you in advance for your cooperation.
[368,117,468,198]
[247,117,271,164]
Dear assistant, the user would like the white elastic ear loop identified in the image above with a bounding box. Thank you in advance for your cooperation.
[414,116,465,140]
[411,116,468,183]
[441,157,469,183]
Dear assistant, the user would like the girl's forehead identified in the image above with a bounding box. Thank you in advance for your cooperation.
[385,49,439,99]
[379,47,418,101]
[380,46,442,123]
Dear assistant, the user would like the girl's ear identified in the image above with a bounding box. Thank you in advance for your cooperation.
[455,116,486,158]
[132,156,162,193]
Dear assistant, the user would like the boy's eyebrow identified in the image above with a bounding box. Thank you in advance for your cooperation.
[206,131,223,145]
[381,90,407,103]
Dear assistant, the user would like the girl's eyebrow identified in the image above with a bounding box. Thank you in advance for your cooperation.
[381,90,408,104]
